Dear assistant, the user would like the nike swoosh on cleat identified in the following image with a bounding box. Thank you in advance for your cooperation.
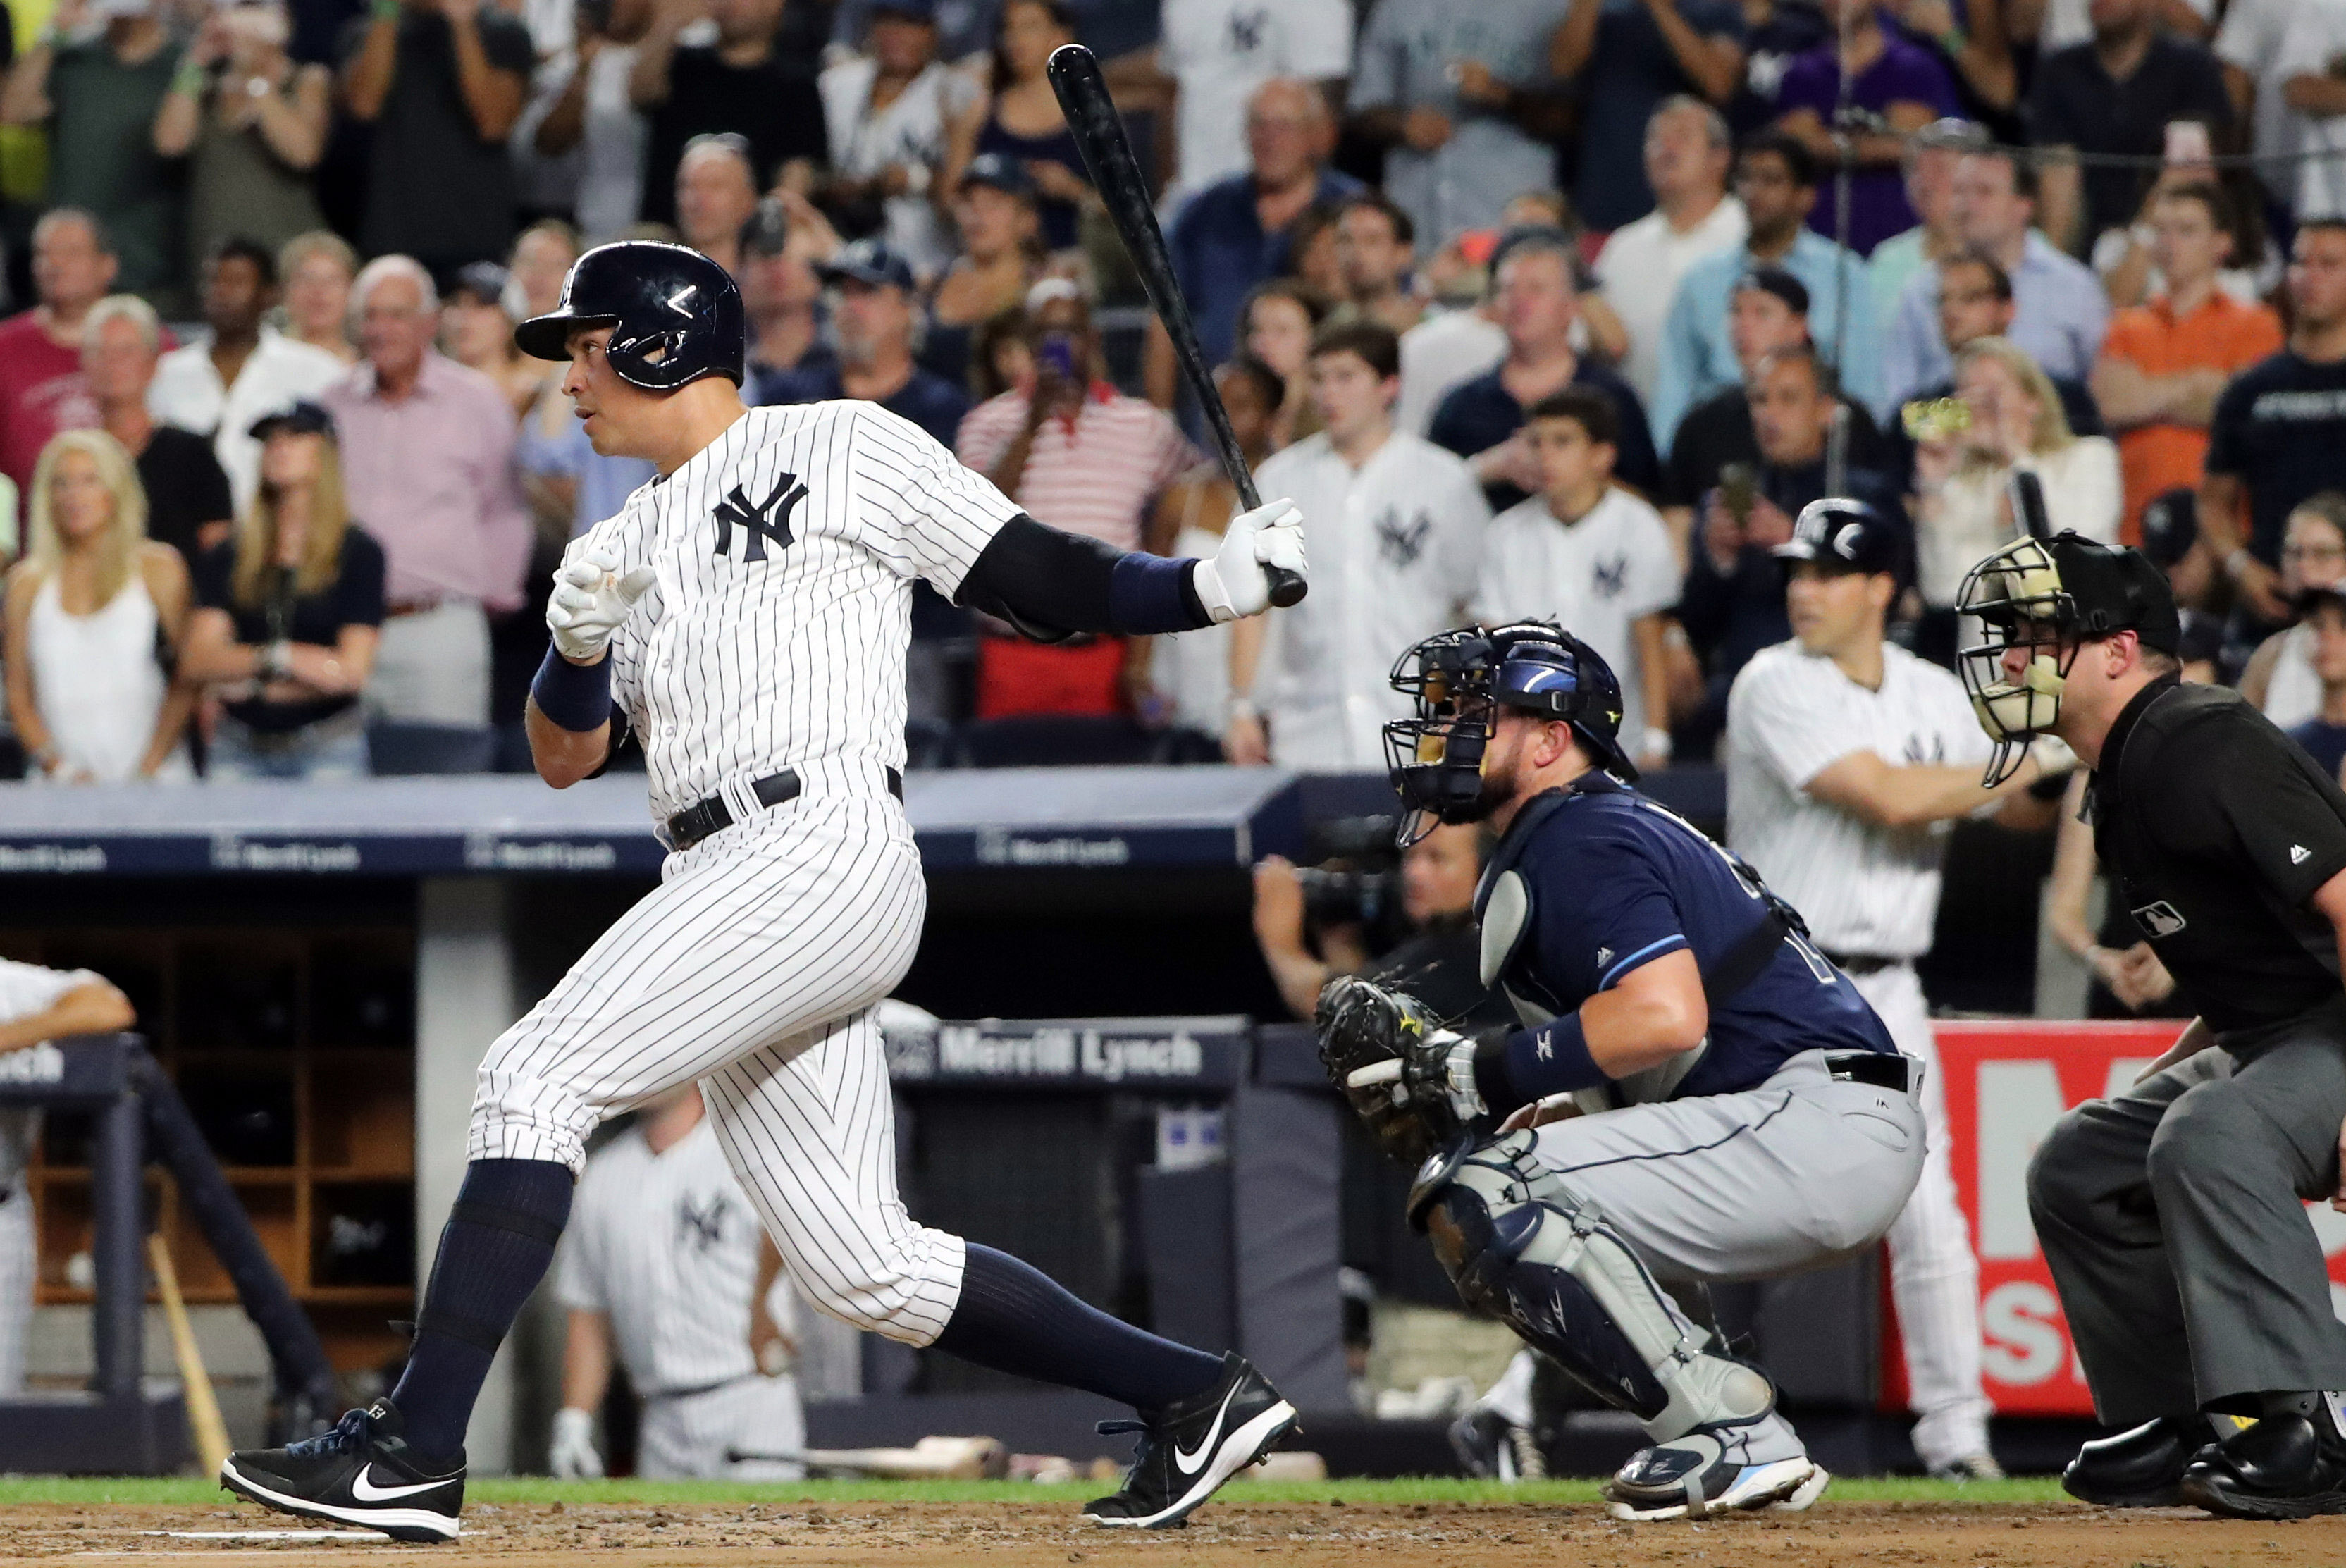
[1173,1383,1243,1476]
[350,1466,450,1502]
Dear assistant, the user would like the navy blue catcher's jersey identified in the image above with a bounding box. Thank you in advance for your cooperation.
[1478,776,1896,1100]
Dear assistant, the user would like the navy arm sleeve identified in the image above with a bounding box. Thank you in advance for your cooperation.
[954,513,1214,641]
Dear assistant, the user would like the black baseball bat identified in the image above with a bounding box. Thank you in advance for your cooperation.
[1047,43,1305,608]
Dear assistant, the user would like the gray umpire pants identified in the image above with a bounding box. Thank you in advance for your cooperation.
[2027,1001,2346,1427]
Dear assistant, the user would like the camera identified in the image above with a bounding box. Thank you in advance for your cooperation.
[1295,816,1406,944]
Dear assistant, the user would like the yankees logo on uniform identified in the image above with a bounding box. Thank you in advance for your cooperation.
[677,1192,731,1252]
[1376,508,1433,568]
[712,472,808,562]
[1591,555,1627,600]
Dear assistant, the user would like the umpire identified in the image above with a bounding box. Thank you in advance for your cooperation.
[1959,531,2346,1519]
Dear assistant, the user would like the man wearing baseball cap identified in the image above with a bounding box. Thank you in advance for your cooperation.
[753,238,968,447]
[1965,532,2346,1517]
[1724,499,2058,1480]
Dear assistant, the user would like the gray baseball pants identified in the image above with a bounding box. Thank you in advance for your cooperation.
[2028,1002,2346,1426]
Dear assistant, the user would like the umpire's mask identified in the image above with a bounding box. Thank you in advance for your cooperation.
[1956,531,2180,785]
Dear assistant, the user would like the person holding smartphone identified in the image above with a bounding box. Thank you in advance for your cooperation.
[952,278,1200,720]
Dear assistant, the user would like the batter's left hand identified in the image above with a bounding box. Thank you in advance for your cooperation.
[1194,498,1304,623]
[548,544,656,663]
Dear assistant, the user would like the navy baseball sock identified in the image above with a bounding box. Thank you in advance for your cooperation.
[932,1243,1222,1413]
[390,1159,574,1464]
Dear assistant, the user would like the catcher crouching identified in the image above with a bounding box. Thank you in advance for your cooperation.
[1319,622,1925,1520]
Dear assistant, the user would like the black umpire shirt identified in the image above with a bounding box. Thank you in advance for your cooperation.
[2091,674,2346,1035]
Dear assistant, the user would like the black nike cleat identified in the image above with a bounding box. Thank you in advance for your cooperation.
[2061,1413,2220,1508]
[1082,1353,1299,1529]
[221,1399,465,1542]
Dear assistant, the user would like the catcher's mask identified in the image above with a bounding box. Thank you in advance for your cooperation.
[1384,622,1635,845]
[1955,531,2180,785]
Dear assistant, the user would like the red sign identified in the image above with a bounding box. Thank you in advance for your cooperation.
[1908,1020,2346,1416]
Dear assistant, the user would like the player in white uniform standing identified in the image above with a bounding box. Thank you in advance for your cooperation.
[0,960,134,1397]
[1471,386,1679,774]
[222,241,1309,1540]
[549,1082,804,1480]
[1723,499,2064,1479]
[1226,320,1486,769]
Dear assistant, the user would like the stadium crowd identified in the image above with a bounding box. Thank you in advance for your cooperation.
[0,0,2342,786]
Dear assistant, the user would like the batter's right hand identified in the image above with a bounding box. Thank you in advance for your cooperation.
[1194,497,1305,623]
[549,1407,604,1478]
[548,544,657,663]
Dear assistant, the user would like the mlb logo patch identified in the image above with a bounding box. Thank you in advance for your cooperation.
[2130,901,2187,939]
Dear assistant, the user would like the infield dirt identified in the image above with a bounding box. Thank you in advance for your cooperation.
[4,1497,2344,1565]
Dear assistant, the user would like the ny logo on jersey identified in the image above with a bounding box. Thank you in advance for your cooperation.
[1228,6,1266,51]
[677,1192,732,1253]
[1901,733,1947,765]
[1591,555,1627,600]
[712,472,808,562]
[1375,507,1433,569]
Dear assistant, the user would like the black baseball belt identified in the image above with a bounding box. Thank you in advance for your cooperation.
[667,766,903,851]
[1823,951,1905,976]
[1824,1050,1916,1094]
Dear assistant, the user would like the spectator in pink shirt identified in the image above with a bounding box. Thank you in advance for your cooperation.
[954,278,1197,717]
[319,254,529,730]
[0,210,116,508]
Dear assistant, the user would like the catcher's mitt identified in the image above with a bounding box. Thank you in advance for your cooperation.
[1315,974,1484,1168]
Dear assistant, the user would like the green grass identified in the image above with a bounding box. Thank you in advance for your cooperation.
[0,1474,2070,1510]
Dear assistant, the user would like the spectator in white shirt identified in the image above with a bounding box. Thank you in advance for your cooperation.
[2279,0,2346,222]
[1228,319,1488,768]
[147,235,346,514]
[277,230,358,364]
[1593,95,1748,409]
[1472,385,1679,769]
[520,0,651,245]
[1123,0,1352,204]
[817,0,979,280]
[1908,334,2120,635]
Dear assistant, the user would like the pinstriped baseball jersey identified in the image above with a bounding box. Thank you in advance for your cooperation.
[579,403,1024,822]
[553,1115,792,1398]
[1254,431,1489,769]
[1723,639,1989,958]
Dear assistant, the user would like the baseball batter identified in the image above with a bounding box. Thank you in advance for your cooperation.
[1722,500,2063,1479]
[1321,622,1927,1520]
[0,960,133,1397]
[549,1083,804,1481]
[222,241,1307,1540]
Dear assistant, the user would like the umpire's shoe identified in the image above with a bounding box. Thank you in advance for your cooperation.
[221,1399,464,1542]
[2061,1414,2224,1507]
[2180,1400,2346,1520]
[1083,1353,1298,1529]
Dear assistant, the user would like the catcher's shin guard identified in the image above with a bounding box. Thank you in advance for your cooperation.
[1409,1130,1777,1444]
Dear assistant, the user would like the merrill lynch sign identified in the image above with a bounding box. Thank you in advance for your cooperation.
[885,1020,1242,1089]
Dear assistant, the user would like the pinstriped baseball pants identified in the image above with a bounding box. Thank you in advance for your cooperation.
[0,1183,29,1395]
[1852,963,1992,1470]
[469,787,967,1346]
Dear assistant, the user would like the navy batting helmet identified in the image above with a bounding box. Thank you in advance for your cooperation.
[514,240,746,392]
[1384,622,1636,841]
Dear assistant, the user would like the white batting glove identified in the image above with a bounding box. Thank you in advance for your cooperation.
[549,1407,603,1479]
[1192,497,1306,624]
[547,544,657,663]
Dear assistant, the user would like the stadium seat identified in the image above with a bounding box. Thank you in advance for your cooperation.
[954,714,1176,767]
[366,722,496,776]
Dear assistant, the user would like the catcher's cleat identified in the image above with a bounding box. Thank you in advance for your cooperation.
[1316,973,1488,1168]
[221,1399,464,1543]
[1604,1418,1820,1521]
[1082,1353,1298,1529]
